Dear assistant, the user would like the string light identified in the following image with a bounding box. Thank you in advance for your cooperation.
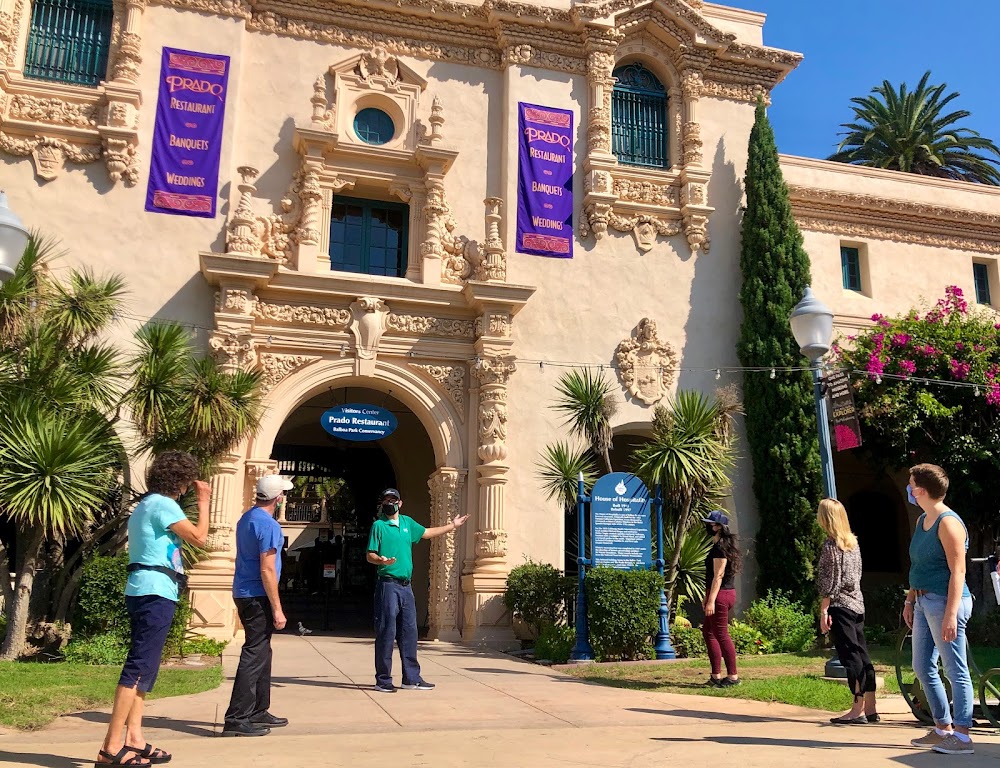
[715,369,721,380]
[770,368,776,379]
[875,375,882,384]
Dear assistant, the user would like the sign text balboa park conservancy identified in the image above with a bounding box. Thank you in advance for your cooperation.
[320,404,398,442]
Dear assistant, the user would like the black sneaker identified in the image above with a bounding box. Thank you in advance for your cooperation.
[373,683,397,693]
[719,677,741,687]
[250,712,288,727]
[705,677,721,687]
[401,680,435,690]
[222,720,271,737]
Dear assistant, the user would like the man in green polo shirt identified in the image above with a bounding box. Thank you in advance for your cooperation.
[367,487,469,693]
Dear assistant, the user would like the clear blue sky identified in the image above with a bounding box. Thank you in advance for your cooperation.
[743,0,1000,159]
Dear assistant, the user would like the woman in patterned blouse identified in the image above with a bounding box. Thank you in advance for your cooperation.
[817,498,878,725]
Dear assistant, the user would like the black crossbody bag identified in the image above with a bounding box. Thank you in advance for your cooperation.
[126,562,189,591]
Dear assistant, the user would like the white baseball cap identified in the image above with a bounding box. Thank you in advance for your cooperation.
[256,474,294,500]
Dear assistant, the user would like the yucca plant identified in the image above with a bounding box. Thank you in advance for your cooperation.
[633,390,740,611]
[829,71,1000,184]
[537,441,599,574]
[552,369,617,474]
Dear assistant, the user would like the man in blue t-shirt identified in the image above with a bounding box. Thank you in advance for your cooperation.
[222,474,292,737]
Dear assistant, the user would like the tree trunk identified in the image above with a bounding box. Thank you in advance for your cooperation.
[0,526,46,660]
[601,447,614,476]
[663,496,693,613]
[0,536,14,617]
[53,567,84,625]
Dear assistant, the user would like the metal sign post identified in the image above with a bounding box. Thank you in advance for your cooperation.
[570,471,595,661]
[652,485,675,659]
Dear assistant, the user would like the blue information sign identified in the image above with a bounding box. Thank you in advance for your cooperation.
[590,473,652,569]
[320,403,398,441]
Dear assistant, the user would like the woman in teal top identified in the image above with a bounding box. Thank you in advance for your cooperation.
[903,463,975,756]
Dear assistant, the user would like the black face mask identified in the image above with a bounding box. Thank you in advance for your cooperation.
[705,523,716,536]
[381,501,399,516]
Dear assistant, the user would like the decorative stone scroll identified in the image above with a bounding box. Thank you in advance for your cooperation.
[414,364,466,419]
[614,318,677,405]
[257,353,320,394]
[209,330,257,372]
[349,296,389,376]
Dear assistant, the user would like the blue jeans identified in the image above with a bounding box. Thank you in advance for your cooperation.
[912,592,974,728]
[374,579,421,687]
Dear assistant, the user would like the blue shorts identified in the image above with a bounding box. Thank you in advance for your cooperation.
[119,595,177,692]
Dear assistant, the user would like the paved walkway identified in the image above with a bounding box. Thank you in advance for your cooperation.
[3,634,999,767]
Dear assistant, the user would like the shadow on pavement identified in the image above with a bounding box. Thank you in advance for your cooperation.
[462,667,535,675]
[270,676,364,690]
[0,751,90,767]
[59,712,217,737]
[629,707,820,726]
[654,735,903,750]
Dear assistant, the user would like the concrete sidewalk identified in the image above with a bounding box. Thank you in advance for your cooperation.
[3,633,998,766]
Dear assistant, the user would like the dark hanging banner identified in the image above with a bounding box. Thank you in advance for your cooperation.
[825,370,862,451]
[145,47,230,217]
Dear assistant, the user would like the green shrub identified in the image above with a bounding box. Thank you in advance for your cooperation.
[182,636,229,657]
[75,553,131,641]
[504,561,573,638]
[534,623,575,664]
[585,567,661,661]
[669,622,706,659]
[743,590,816,653]
[730,619,772,655]
[73,552,195,662]
[62,633,129,665]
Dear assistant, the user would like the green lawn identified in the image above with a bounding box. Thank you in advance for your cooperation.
[563,645,1000,713]
[0,662,223,731]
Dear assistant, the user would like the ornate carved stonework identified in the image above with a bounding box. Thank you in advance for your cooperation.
[475,529,508,559]
[613,178,678,207]
[349,297,389,375]
[414,364,466,417]
[220,288,253,313]
[257,353,321,394]
[0,0,144,183]
[615,318,678,405]
[253,300,352,328]
[358,46,400,85]
[472,355,517,388]
[209,330,256,371]
[428,468,465,636]
[787,183,1000,255]
[386,314,475,339]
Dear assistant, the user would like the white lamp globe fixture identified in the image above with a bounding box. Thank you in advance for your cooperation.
[789,286,834,363]
[0,191,29,284]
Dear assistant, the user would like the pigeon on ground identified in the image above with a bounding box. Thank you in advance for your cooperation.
[298,621,313,636]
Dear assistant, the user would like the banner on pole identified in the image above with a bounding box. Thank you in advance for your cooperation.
[825,370,863,451]
[591,473,652,569]
[516,102,574,259]
[145,47,230,218]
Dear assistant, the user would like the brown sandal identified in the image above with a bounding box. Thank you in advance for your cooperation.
[95,746,152,767]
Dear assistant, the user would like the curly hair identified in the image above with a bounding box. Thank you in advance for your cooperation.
[146,450,200,497]
[717,530,743,575]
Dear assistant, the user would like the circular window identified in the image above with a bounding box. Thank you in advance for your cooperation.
[354,108,395,145]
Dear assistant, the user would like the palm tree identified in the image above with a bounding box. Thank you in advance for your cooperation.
[536,442,599,574]
[552,369,617,475]
[829,71,1000,185]
[0,236,265,658]
[633,390,740,612]
[0,237,125,659]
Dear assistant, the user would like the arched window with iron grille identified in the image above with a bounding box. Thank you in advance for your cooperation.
[611,63,669,169]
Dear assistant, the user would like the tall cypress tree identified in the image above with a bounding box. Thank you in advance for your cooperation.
[737,98,824,607]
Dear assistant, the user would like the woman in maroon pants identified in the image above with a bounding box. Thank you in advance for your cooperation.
[701,510,741,687]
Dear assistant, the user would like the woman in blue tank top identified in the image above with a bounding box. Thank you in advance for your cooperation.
[903,463,974,756]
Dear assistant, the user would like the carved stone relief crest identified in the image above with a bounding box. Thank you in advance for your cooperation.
[349,297,389,376]
[615,318,677,405]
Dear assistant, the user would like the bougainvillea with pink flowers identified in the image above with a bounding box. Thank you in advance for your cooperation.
[835,286,1000,544]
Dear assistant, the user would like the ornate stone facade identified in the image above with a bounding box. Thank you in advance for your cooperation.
[615,318,678,405]
[427,468,466,640]
[0,0,145,183]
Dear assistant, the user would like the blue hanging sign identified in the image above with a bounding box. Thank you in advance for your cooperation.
[320,403,397,442]
[591,472,652,569]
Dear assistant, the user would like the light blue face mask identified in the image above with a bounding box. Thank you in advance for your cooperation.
[906,484,917,506]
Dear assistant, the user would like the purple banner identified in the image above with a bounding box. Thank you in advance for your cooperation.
[145,47,230,218]
[516,102,574,258]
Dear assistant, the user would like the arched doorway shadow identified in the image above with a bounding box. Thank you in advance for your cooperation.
[248,359,466,638]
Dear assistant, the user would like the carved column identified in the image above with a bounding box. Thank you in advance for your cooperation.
[462,354,515,640]
[581,25,622,242]
[187,451,246,640]
[420,178,446,285]
[226,166,264,256]
[427,467,466,641]
[480,198,507,282]
[678,70,713,254]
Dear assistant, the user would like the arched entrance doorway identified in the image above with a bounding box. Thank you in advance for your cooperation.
[269,386,437,634]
